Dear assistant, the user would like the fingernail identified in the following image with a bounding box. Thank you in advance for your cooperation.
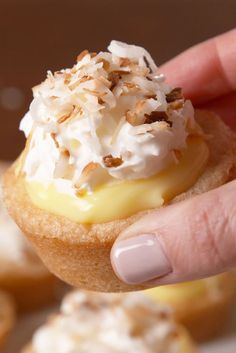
[111,234,172,285]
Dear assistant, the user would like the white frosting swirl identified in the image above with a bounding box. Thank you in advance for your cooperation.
[32,291,184,353]
[20,40,198,192]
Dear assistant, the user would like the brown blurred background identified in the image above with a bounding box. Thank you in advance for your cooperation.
[0,0,235,160]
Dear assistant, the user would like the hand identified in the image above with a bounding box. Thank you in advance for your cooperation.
[110,29,236,286]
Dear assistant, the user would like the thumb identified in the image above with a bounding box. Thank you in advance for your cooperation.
[111,180,236,286]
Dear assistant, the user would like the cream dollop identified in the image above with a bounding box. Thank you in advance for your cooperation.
[20,40,199,192]
[32,290,184,353]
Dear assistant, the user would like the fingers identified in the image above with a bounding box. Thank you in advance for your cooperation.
[161,28,236,105]
[111,181,236,286]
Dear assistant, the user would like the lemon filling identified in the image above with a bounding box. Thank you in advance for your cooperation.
[24,136,209,224]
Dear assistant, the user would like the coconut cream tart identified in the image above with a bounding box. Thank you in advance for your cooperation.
[8,40,236,291]
[22,291,197,353]
[18,41,208,223]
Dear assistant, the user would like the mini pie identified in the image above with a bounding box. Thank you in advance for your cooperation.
[3,41,236,292]
[0,290,15,352]
[0,162,59,312]
[145,273,236,342]
[21,290,197,353]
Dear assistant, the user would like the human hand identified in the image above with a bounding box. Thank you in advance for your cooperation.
[110,29,236,286]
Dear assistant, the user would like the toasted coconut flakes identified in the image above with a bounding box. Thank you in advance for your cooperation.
[69,106,83,120]
[112,70,131,75]
[98,97,105,105]
[143,56,153,74]
[64,77,72,85]
[80,75,93,83]
[90,52,97,58]
[97,58,110,71]
[50,95,59,100]
[55,70,63,75]
[71,67,77,74]
[120,58,132,67]
[69,76,92,90]
[168,100,184,110]
[98,76,111,87]
[146,94,157,99]
[58,113,72,124]
[83,88,101,96]
[135,100,146,113]
[103,154,123,168]
[131,64,149,77]
[76,50,89,62]
[68,81,80,90]
[166,88,183,103]
[125,111,137,125]
[144,111,172,126]
[75,162,100,189]
[108,72,120,90]
[123,82,140,91]
[82,162,99,177]
[50,133,60,148]
[62,149,70,157]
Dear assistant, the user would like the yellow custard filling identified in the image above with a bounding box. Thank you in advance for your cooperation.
[24,136,209,224]
[144,274,224,304]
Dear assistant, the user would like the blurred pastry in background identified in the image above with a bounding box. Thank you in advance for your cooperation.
[0,290,15,351]
[144,273,236,342]
[0,161,60,312]
[22,290,197,353]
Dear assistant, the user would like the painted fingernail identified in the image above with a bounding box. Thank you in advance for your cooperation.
[111,233,172,285]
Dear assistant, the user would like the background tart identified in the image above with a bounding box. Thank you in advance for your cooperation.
[20,290,198,353]
[144,272,236,341]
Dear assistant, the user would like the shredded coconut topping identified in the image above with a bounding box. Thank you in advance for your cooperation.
[20,40,200,193]
[32,291,185,353]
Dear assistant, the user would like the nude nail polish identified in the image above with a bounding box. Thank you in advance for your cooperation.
[111,233,172,285]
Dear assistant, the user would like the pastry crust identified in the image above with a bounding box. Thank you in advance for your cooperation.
[0,290,15,351]
[3,110,236,292]
[0,162,59,312]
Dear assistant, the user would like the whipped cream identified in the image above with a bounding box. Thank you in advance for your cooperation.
[20,40,199,193]
[32,291,185,353]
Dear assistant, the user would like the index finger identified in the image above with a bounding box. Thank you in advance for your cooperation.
[161,28,236,105]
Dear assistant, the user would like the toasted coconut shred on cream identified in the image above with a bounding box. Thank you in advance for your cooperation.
[31,291,188,353]
[20,40,203,196]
